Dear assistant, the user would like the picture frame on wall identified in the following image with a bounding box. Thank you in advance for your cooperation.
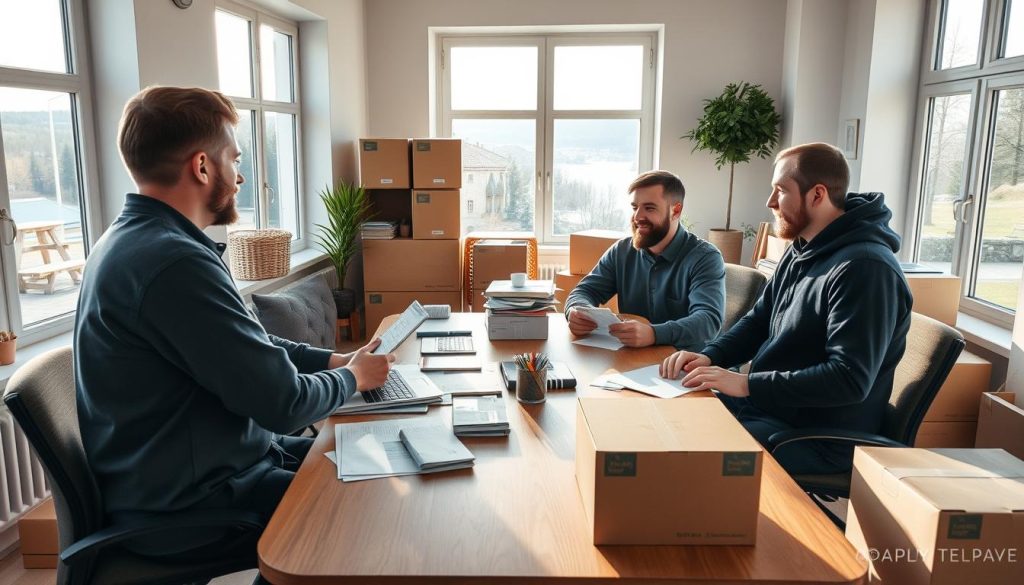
[843,119,860,160]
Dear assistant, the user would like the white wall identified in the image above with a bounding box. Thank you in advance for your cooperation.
[837,0,877,192]
[365,0,788,260]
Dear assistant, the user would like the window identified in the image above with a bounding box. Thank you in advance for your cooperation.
[438,33,657,243]
[215,2,303,245]
[910,0,1024,325]
[0,0,98,340]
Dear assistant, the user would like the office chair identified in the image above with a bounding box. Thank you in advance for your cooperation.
[766,312,965,528]
[723,264,768,332]
[3,346,264,585]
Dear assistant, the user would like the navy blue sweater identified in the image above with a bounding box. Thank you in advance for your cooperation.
[75,194,355,518]
[702,193,912,434]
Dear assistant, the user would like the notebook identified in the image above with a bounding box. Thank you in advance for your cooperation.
[453,395,510,437]
[398,425,475,471]
[498,361,577,391]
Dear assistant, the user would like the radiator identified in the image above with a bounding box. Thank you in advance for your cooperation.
[0,406,49,532]
[539,263,566,280]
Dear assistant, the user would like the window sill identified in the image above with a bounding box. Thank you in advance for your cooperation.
[956,312,1012,358]
[0,248,330,389]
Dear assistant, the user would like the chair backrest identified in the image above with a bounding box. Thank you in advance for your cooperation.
[883,312,966,444]
[3,345,101,584]
[723,264,767,332]
[252,271,337,349]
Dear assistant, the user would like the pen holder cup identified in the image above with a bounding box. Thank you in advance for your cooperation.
[516,368,547,404]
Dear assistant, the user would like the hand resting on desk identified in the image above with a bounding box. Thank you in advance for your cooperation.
[660,350,749,397]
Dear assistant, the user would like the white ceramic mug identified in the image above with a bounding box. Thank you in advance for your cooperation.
[511,272,527,287]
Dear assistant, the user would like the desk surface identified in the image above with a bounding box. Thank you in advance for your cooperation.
[258,313,866,584]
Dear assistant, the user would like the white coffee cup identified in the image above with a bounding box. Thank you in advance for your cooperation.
[511,272,527,287]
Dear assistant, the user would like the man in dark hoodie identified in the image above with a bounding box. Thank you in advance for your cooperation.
[660,142,912,474]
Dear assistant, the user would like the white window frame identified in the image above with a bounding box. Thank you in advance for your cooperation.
[437,32,658,244]
[0,0,103,344]
[216,0,306,250]
[907,0,1024,327]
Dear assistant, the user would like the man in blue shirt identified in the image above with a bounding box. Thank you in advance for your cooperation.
[564,171,725,350]
[75,86,393,568]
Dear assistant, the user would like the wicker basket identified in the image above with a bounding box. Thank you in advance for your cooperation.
[228,229,292,280]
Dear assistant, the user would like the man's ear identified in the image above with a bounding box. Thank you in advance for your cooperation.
[671,200,683,219]
[191,152,210,185]
[810,184,829,208]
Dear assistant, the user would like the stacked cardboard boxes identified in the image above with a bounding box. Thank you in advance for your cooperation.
[914,350,992,448]
[563,230,626,313]
[18,498,57,568]
[359,138,463,335]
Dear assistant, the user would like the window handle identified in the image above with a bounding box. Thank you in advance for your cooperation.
[953,194,974,224]
[0,208,17,246]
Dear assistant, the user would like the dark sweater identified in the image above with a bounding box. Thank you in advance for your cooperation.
[702,193,912,434]
[75,194,355,517]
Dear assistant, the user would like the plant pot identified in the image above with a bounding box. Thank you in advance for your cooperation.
[0,339,16,366]
[332,288,356,317]
[708,228,744,265]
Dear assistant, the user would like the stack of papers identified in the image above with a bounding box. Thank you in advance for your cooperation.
[483,280,558,316]
[361,221,397,239]
[453,395,510,437]
[332,417,473,481]
[399,426,475,472]
[571,306,624,350]
[591,364,696,399]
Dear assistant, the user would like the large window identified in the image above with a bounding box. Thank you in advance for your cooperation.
[910,0,1024,325]
[0,0,98,340]
[438,33,657,243]
[215,2,303,244]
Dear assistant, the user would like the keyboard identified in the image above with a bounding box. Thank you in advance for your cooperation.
[436,336,473,352]
[363,370,416,403]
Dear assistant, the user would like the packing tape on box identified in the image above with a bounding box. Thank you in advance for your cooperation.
[881,465,1024,498]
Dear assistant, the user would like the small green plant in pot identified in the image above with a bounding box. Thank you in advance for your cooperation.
[682,82,781,264]
[315,181,372,317]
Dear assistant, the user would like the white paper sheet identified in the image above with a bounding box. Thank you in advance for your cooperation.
[335,417,445,481]
[576,306,622,333]
[603,364,696,399]
[572,334,624,350]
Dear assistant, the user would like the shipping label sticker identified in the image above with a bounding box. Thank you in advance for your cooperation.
[722,452,757,476]
[604,453,637,477]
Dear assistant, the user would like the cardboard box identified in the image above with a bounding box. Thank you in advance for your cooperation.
[411,138,461,189]
[576,397,762,545]
[472,240,528,290]
[906,274,962,326]
[923,350,992,422]
[914,421,977,448]
[363,239,460,292]
[569,230,627,276]
[364,291,462,337]
[485,313,548,340]
[976,392,1024,461]
[412,190,460,239]
[19,498,57,568]
[359,138,410,189]
[846,448,1024,585]
[554,269,617,312]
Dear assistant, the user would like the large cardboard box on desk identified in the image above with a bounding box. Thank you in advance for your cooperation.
[411,190,460,239]
[846,448,1024,585]
[365,291,462,337]
[363,239,460,291]
[922,350,992,423]
[576,397,762,545]
[976,392,1024,461]
[472,240,529,291]
[358,138,409,189]
[906,274,962,326]
[18,498,57,569]
[569,230,626,275]
[411,138,461,189]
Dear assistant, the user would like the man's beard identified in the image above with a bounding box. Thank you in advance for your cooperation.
[773,198,809,240]
[631,211,672,250]
[208,164,239,226]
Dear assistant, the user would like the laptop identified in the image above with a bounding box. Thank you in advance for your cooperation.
[335,302,441,414]
[420,335,475,355]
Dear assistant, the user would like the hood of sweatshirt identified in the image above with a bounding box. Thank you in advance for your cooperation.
[789,192,901,262]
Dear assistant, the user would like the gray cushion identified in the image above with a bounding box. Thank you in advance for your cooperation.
[252,274,336,350]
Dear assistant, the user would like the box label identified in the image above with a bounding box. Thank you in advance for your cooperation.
[604,453,637,477]
[380,178,393,184]
[948,514,983,539]
[416,142,431,151]
[431,230,444,235]
[369,294,383,304]
[432,178,446,184]
[363,141,377,151]
[416,193,431,203]
[722,452,757,476]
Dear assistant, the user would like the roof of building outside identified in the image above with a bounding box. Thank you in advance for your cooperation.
[464,142,511,171]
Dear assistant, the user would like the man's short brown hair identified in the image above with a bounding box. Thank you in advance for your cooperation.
[774,142,849,208]
[118,86,239,186]
[628,170,685,204]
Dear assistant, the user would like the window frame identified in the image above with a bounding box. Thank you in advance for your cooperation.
[0,0,103,344]
[436,31,658,244]
[216,0,306,250]
[908,0,1024,327]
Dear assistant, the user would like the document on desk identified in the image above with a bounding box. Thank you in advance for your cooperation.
[425,363,502,396]
[602,364,695,399]
[571,307,624,350]
[334,417,445,482]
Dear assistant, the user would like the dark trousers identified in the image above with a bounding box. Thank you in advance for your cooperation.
[716,393,852,475]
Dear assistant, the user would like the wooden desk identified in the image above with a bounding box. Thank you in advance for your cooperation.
[259,314,867,584]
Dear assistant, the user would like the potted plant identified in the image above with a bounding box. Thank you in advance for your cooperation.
[315,181,372,317]
[682,82,781,264]
[0,330,17,366]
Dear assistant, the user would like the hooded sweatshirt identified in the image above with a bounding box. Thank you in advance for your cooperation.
[702,192,912,434]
